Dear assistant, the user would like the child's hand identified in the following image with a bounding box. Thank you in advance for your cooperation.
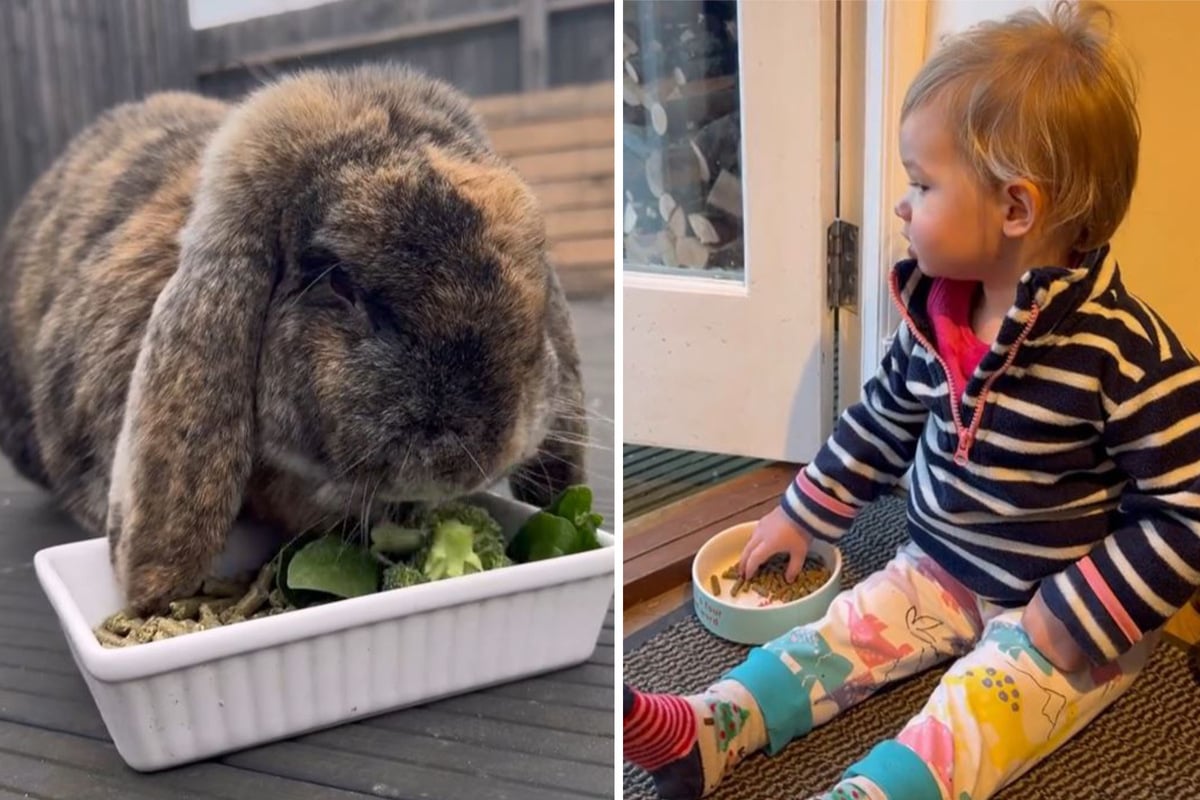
[1022,589,1088,672]
[737,506,814,582]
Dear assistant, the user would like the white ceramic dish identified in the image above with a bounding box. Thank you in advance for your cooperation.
[692,521,842,645]
[33,492,614,771]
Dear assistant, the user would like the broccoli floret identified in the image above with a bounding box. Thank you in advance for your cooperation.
[382,562,430,591]
[415,502,511,580]
[475,530,514,571]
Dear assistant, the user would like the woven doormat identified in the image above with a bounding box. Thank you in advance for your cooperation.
[624,494,1200,799]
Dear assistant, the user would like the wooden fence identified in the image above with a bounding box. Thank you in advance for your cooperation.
[475,81,614,297]
[0,0,194,229]
[0,0,614,296]
[194,0,613,100]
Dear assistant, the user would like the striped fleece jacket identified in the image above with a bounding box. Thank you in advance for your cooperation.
[783,245,1200,665]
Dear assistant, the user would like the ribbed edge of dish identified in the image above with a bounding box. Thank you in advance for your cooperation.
[77,574,612,770]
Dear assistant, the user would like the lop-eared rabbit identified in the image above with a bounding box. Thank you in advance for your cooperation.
[0,65,587,614]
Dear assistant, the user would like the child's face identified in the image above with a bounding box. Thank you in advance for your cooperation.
[895,102,1008,282]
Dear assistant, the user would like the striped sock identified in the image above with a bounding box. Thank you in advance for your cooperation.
[623,682,765,799]
[624,685,697,768]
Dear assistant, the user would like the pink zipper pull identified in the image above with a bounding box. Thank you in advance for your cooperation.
[955,429,975,465]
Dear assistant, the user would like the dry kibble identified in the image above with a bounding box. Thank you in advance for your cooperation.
[155,618,191,637]
[95,561,287,648]
[709,574,722,596]
[722,554,831,604]
[228,561,275,619]
[131,619,161,643]
[95,627,132,648]
[219,610,246,624]
[168,596,224,620]
[198,603,223,630]
[101,610,142,636]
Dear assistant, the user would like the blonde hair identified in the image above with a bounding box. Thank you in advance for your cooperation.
[902,0,1140,252]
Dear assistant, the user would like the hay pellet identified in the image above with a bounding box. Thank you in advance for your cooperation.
[268,587,288,610]
[198,604,223,629]
[227,561,276,620]
[719,553,832,605]
[225,597,262,621]
[155,618,191,637]
[709,575,721,596]
[96,628,131,648]
[103,610,142,636]
[131,619,161,643]
[168,596,223,620]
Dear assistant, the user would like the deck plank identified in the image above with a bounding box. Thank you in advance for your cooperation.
[0,720,375,800]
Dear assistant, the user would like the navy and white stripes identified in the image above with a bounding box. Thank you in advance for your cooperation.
[782,246,1200,665]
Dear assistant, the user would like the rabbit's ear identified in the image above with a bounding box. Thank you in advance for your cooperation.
[107,204,274,614]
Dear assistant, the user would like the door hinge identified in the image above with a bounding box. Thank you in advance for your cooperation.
[826,219,859,312]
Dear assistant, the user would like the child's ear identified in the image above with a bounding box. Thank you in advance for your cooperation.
[999,179,1042,239]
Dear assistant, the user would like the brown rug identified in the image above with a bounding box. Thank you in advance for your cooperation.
[623,495,1200,799]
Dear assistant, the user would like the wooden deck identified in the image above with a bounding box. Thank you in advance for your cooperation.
[0,295,615,799]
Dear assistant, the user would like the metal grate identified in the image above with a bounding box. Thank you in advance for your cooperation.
[623,444,769,520]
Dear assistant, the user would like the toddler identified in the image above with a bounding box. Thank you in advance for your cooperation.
[623,2,1200,799]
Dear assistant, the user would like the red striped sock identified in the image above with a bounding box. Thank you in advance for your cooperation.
[624,688,697,772]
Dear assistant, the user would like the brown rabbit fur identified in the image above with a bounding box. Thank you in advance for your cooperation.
[0,64,588,614]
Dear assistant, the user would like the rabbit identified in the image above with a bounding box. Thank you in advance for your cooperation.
[0,64,589,615]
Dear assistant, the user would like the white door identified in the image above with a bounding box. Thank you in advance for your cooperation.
[622,0,862,463]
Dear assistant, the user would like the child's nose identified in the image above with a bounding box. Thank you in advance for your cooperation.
[894,197,911,221]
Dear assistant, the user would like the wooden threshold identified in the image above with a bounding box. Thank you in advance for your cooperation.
[625,583,692,640]
[623,462,798,609]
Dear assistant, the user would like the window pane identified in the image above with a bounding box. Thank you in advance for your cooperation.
[622,0,744,281]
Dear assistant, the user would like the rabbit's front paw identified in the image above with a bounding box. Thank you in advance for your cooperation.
[121,559,206,617]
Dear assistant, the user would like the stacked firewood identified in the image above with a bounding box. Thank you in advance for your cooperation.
[622,1,743,271]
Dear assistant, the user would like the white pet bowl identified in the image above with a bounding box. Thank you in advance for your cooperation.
[692,521,842,645]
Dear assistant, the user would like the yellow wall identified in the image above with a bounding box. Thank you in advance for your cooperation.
[1107,1,1200,352]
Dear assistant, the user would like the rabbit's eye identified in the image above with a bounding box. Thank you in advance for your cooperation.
[297,246,339,278]
[295,247,359,310]
[328,266,356,305]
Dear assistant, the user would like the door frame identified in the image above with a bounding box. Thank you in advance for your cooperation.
[856,0,930,390]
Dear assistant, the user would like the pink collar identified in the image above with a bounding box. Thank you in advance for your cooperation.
[927,278,990,393]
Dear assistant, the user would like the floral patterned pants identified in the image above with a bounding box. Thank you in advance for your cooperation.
[723,541,1158,800]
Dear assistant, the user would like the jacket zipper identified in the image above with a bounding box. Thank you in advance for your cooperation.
[888,273,1041,466]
